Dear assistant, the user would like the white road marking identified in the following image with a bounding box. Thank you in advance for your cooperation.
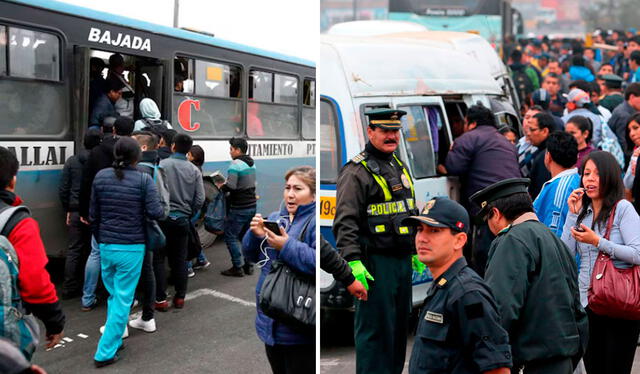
[63,337,73,343]
[77,333,88,339]
[184,288,256,307]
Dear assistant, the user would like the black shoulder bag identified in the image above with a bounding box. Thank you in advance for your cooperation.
[141,171,166,252]
[259,217,315,332]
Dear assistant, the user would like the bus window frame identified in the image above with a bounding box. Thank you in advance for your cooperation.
[320,96,343,185]
[0,22,64,83]
[172,53,245,139]
[247,66,301,140]
[0,21,71,140]
[301,76,315,141]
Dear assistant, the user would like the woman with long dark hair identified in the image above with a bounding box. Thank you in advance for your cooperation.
[90,137,163,367]
[562,151,640,374]
[242,166,316,374]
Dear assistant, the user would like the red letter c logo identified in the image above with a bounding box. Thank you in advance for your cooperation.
[178,99,201,132]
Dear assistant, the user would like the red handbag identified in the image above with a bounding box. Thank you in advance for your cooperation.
[587,203,640,320]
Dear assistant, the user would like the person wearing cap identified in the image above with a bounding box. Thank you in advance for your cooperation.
[442,104,521,276]
[404,197,512,374]
[333,108,418,374]
[562,88,603,146]
[599,74,625,112]
[609,82,640,157]
[470,178,588,374]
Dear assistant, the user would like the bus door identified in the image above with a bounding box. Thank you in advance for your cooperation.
[390,96,459,210]
[135,59,164,119]
[73,46,91,145]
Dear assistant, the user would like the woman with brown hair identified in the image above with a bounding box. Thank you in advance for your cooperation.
[242,166,316,374]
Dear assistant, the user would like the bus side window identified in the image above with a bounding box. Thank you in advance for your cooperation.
[0,26,6,75]
[174,57,194,93]
[0,25,65,136]
[8,27,60,81]
[248,70,298,139]
[398,105,436,178]
[320,98,341,184]
[302,79,315,140]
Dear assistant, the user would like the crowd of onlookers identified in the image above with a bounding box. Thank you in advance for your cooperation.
[429,29,640,373]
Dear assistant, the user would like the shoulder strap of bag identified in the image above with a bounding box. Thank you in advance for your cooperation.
[603,201,619,240]
[0,206,30,237]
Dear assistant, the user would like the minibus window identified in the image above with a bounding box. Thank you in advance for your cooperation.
[398,105,436,178]
[247,69,298,139]
[320,99,340,183]
[249,70,273,102]
[8,27,59,81]
[174,57,194,94]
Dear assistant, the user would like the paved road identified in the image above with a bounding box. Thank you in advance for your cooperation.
[320,313,640,374]
[32,240,272,374]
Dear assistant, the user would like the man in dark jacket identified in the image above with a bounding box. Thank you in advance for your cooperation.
[156,129,176,160]
[89,78,124,129]
[471,178,588,374]
[79,116,134,311]
[608,82,640,158]
[527,112,554,200]
[0,147,66,355]
[221,137,258,277]
[442,104,521,276]
[58,129,102,299]
[156,133,204,309]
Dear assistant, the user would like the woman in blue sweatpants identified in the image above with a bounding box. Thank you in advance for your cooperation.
[89,135,163,367]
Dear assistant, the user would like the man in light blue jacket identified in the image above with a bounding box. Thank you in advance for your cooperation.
[533,132,580,238]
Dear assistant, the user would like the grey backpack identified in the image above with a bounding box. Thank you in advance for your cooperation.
[0,205,40,360]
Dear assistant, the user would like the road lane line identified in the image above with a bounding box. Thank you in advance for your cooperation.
[185,288,256,307]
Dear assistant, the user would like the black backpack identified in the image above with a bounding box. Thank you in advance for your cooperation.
[513,68,534,104]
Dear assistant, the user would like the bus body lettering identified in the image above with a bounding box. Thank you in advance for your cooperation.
[178,99,201,132]
[87,27,152,52]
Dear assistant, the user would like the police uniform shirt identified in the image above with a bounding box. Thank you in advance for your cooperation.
[333,142,416,261]
[409,257,512,374]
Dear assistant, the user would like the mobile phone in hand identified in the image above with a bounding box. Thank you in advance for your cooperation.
[263,220,281,234]
[574,224,585,232]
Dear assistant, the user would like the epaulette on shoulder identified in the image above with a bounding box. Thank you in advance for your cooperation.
[350,151,367,164]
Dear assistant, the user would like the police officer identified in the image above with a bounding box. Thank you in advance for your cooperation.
[599,74,625,112]
[404,197,512,374]
[333,108,419,374]
[470,178,588,374]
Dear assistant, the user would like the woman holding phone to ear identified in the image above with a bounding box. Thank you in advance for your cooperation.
[242,166,316,374]
[561,151,640,374]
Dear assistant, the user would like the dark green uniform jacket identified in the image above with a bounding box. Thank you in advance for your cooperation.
[409,257,512,374]
[333,142,416,261]
[599,92,624,113]
[484,213,588,367]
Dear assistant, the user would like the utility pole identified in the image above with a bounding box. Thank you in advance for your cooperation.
[173,0,179,28]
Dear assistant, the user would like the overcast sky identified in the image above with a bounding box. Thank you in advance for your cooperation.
[58,0,318,62]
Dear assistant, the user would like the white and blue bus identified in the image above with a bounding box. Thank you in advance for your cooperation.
[0,0,316,257]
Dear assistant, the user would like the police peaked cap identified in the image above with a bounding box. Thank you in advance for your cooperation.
[365,108,407,130]
[402,196,470,234]
[469,178,531,216]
